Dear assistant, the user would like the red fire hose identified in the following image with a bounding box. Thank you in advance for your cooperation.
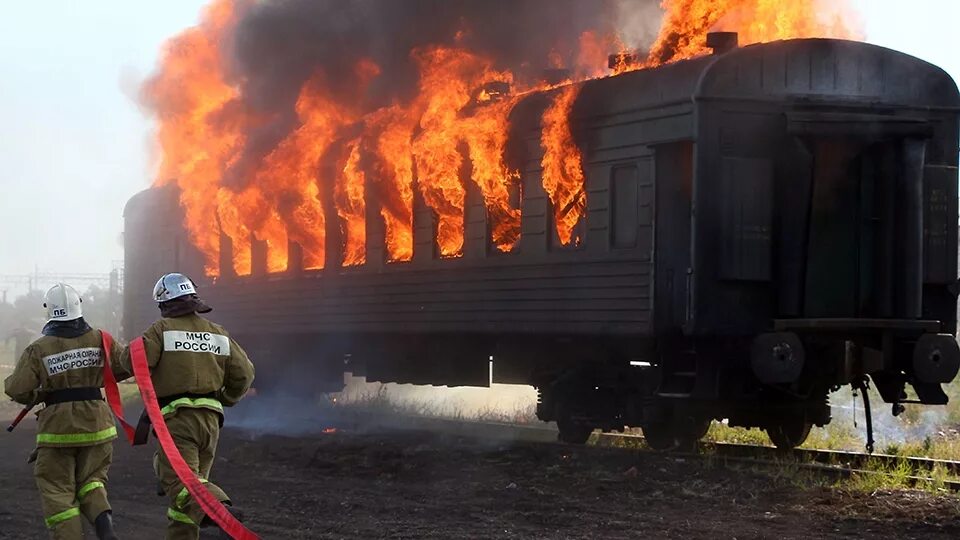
[103,334,258,540]
[8,332,130,433]
[101,331,136,441]
[6,401,36,432]
[7,333,132,434]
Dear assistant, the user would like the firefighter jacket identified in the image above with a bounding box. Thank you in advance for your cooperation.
[4,329,124,448]
[120,313,254,418]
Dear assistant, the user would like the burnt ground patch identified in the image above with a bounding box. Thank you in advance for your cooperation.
[2,419,960,539]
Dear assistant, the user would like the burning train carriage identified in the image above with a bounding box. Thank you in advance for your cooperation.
[125,35,960,449]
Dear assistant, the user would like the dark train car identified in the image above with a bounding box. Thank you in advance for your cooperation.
[124,34,960,448]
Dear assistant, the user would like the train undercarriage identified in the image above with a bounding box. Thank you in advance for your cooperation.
[232,315,959,452]
[534,319,960,450]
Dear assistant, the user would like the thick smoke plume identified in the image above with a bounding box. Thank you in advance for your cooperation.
[143,0,860,276]
[222,0,633,189]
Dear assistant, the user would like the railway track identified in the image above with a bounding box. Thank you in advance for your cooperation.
[592,432,960,492]
[314,410,960,492]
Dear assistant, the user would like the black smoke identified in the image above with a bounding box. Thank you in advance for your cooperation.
[232,0,628,107]
[219,0,641,187]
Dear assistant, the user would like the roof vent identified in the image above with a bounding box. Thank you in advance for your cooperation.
[706,32,738,55]
[608,52,640,70]
[476,81,511,104]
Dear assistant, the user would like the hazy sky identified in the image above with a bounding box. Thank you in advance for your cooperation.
[0,1,207,280]
[0,1,958,282]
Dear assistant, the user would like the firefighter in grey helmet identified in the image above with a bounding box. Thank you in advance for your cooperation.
[119,273,255,540]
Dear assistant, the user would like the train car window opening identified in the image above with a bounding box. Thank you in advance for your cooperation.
[429,209,442,260]
[612,164,640,249]
[486,178,523,256]
[549,203,586,251]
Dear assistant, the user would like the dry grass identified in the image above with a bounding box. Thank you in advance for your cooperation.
[335,381,537,424]
[704,422,771,446]
[703,378,960,464]
[843,457,917,491]
[706,420,960,462]
[701,382,960,493]
[302,377,960,495]
[704,420,864,451]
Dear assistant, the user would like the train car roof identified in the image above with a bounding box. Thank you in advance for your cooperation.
[130,39,960,217]
[569,38,960,122]
[124,182,177,218]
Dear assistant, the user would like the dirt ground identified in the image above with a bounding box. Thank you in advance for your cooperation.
[2,405,960,540]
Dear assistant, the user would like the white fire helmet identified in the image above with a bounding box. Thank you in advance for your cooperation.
[44,283,83,322]
[153,273,198,303]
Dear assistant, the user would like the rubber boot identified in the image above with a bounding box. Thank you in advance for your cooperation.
[94,510,119,540]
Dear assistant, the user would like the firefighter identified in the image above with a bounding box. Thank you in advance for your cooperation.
[3,283,123,540]
[120,272,254,540]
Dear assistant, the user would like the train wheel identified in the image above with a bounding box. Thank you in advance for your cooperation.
[557,415,594,444]
[766,417,812,449]
[552,389,596,444]
[675,419,711,449]
[640,422,677,451]
[643,418,710,451]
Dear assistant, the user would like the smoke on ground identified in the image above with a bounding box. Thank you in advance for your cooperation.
[826,385,957,450]
[228,374,538,437]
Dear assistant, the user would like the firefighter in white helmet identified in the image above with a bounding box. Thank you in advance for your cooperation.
[119,273,254,540]
[4,283,124,539]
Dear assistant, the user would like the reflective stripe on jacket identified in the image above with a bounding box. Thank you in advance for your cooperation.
[3,330,124,447]
[120,313,254,415]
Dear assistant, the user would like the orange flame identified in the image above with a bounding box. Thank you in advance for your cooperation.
[540,85,586,246]
[409,49,469,258]
[409,46,517,257]
[253,75,357,272]
[146,0,860,275]
[460,97,521,252]
[217,187,288,275]
[575,31,614,79]
[368,107,416,262]
[215,189,253,275]
[336,138,367,267]
[143,0,246,276]
[647,0,861,65]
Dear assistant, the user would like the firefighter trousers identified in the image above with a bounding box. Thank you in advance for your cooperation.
[156,407,231,540]
[34,442,113,540]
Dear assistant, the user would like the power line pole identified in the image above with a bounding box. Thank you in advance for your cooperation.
[0,272,115,298]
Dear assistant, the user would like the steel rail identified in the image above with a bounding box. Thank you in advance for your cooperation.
[593,432,960,476]
[315,411,960,491]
